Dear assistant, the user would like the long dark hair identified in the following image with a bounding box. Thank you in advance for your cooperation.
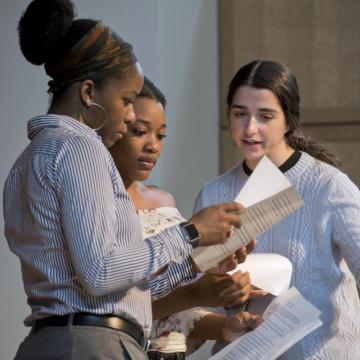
[226,60,341,168]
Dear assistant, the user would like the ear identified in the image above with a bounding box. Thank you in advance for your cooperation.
[79,80,96,107]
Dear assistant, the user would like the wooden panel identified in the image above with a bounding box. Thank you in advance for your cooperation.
[301,108,360,125]
[219,0,360,187]
[304,123,360,185]
[219,0,360,126]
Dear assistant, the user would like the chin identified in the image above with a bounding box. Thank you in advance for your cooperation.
[135,171,151,182]
[243,150,264,162]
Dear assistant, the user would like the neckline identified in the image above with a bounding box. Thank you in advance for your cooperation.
[137,206,178,214]
[242,151,302,176]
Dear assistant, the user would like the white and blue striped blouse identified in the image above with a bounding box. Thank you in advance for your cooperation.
[3,114,194,336]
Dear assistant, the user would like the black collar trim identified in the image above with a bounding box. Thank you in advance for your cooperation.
[242,151,302,176]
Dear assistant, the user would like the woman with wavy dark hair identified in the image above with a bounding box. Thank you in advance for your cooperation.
[3,1,245,359]
[194,60,360,359]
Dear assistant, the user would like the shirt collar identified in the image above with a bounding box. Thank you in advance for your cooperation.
[27,114,102,141]
[242,151,302,176]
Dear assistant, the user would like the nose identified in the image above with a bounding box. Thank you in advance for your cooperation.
[144,135,159,153]
[124,104,136,125]
[244,115,258,136]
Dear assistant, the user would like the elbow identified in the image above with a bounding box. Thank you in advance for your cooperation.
[79,265,115,297]
[80,266,135,297]
[79,275,110,297]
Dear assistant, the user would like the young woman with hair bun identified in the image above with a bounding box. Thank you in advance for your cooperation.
[4,1,247,359]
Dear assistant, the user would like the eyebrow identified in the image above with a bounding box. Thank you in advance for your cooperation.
[231,105,246,110]
[122,91,138,97]
[258,108,278,113]
[231,104,278,113]
[135,119,167,128]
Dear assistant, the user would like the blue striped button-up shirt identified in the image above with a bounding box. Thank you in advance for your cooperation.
[3,114,194,335]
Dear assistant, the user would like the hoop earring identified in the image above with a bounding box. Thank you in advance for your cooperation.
[80,102,106,132]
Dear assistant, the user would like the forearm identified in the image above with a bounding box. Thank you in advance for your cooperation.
[189,313,227,341]
[77,226,193,296]
[149,257,196,301]
[152,281,199,319]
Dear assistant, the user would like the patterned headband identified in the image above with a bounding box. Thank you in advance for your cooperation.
[45,21,137,93]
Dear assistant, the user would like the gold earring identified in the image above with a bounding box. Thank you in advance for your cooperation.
[80,102,106,131]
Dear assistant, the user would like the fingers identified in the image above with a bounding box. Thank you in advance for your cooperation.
[225,212,242,229]
[222,201,245,214]
[217,255,237,273]
[238,311,262,330]
[188,207,232,246]
[233,239,257,264]
[189,202,245,247]
[217,272,251,306]
[222,311,261,342]
[249,288,269,298]
[234,247,247,264]
[246,239,256,254]
[216,271,249,290]
[222,288,251,307]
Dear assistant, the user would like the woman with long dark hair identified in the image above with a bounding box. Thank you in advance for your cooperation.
[194,60,360,359]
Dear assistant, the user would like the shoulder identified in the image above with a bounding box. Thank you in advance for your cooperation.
[144,185,176,208]
[300,152,360,201]
[55,134,111,168]
[199,163,245,199]
[305,153,355,187]
[52,135,117,190]
[194,163,245,211]
[201,163,244,194]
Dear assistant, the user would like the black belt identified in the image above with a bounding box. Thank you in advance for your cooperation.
[32,313,150,351]
[147,351,185,360]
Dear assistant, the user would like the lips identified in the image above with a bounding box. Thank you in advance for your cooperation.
[138,156,157,170]
[243,139,262,145]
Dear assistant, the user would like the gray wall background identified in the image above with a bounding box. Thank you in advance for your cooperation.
[0,1,219,359]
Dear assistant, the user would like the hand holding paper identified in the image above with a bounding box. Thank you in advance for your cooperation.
[209,287,322,360]
[229,253,293,296]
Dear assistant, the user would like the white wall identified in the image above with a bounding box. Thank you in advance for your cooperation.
[0,0,219,359]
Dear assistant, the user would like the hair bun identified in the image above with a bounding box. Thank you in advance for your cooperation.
[18,0,75,65]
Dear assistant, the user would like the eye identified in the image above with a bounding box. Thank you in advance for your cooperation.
[123,98,134,106]
[157,133,167,140]
[259,113,274,121]
[131,128,146,136]
[232,110,248,119]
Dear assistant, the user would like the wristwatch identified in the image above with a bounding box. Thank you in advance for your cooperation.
[179,221,201,248]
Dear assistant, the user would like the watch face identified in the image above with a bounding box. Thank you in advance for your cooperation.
[185,223,199,239]
[180,222,200,248]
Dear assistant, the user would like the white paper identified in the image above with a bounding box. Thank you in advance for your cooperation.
[192,156,304,271]
[209,287,322,360]
[235,156,293,207]
[228,253,292,296]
